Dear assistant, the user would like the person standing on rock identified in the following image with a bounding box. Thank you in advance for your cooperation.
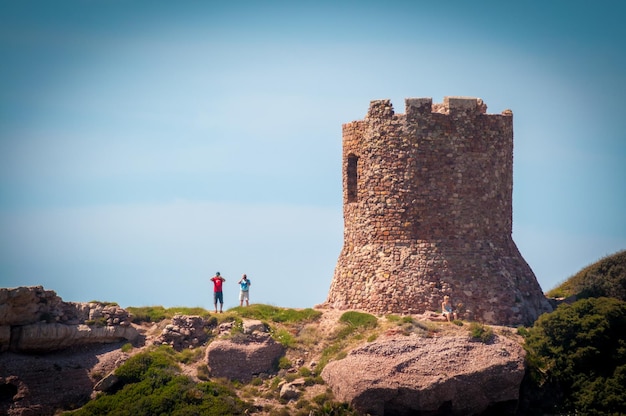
[238,274,251,306]
[211,272,226,313]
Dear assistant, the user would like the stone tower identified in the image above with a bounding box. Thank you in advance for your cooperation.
[326,97,552,326]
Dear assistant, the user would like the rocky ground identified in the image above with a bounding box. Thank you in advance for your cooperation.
[1,289,526,416]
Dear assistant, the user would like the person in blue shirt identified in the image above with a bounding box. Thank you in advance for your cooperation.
[238,274,251,306]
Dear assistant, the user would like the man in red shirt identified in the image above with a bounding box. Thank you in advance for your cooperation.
[210,272,226,313]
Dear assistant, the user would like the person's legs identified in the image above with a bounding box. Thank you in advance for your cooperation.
[242,291,249,306]
[213,292,218,313]
[217,292,224,312]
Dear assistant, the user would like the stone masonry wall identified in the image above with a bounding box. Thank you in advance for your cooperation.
[325,97,552,325]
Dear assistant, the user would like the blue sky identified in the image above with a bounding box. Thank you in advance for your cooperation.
[1,1,624,310]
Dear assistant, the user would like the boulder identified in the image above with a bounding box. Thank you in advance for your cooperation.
[93,372,120,392]
[242,319,266,334]
[321,334,525,416]
[205,333,284,382]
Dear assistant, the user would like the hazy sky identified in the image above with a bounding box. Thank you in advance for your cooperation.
[1,1,624,310]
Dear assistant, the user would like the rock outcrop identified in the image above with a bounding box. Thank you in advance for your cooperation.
[0,287,137,353]
[153,314,214,350]
[0,287,140,415]
[321,334,526,416]
[205,320,284,382]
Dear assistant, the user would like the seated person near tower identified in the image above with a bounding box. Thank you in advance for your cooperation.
[441,296,458,322]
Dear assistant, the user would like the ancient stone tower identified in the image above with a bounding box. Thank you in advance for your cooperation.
[326,97,552,326]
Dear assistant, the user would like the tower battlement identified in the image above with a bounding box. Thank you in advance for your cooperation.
[326,97,552,325]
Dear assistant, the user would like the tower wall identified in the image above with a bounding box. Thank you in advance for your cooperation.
[326,97,552,325]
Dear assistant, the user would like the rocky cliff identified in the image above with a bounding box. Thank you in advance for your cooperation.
[0,286,138,353]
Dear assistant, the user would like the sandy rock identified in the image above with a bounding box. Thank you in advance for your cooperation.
[321,334,525,416]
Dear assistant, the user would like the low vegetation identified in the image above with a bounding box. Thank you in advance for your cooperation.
[520,250,626,415]
[126,306,212,323]
[468,322,494,343]
[70,346,249,415]
[546,249,626,301]
[521,297,626,415]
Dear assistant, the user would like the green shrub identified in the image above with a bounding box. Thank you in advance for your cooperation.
[85,317,107,327]
[339,311,378,329]
[522,297,626,415]
[272,327,296,348]
[385,314,401,322]
[468,322,494,343]
[277,356,292,370]
[175,348,203,364]
[69,345,250,415]
[120,343,133,353]
[231,304,322,323]
[126,306,168,323]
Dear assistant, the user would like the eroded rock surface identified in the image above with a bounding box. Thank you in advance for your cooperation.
[153,314,214,350]
[321,334,525,416]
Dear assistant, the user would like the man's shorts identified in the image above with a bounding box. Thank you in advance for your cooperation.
[239,290,249,301]
[213,291,223,304]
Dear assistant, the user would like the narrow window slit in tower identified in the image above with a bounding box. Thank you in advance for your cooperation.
[347,154,358,203]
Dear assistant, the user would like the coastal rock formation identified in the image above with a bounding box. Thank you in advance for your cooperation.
[0,287,138,415]
[0,287,137,353]
[321,334,525,416]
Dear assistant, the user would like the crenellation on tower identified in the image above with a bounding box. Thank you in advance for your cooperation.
[326,96,552,326]
[405,97,432,120]
[366,99,395,119]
